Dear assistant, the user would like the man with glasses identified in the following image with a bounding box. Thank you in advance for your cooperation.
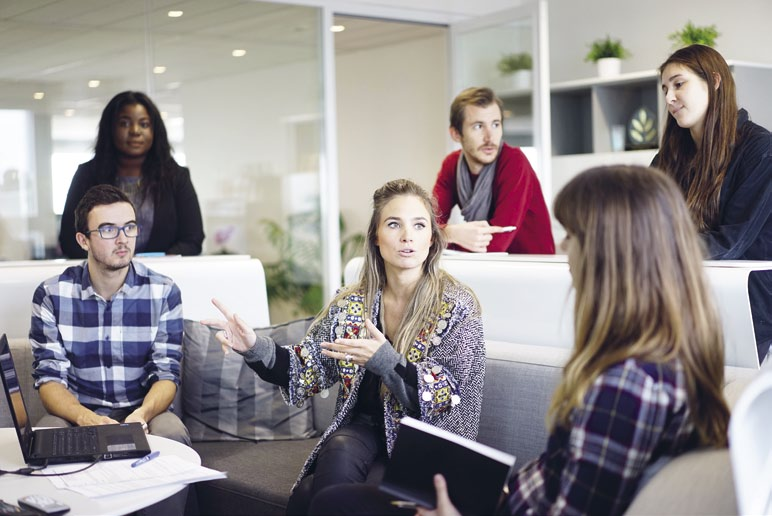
[29,185,189,445]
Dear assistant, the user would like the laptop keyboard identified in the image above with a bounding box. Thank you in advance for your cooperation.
[52,426,99,456]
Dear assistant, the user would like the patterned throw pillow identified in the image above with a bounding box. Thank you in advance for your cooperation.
[181,317,316,441]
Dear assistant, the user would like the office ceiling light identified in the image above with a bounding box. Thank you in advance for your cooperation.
[64,109,75,117]
[232,49,247,57]
[153,66,167,74]
[330,25,345,33]
[168,10,183,18]
[33,92,45,100]
[88,80,100,88]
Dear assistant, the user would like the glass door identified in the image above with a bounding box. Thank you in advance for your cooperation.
[449,0,551,200]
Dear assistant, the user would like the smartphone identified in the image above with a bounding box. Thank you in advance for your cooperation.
[17,496,70,516]
[0,500,36,515]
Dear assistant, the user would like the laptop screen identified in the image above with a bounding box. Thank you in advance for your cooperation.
[0,334,34,458]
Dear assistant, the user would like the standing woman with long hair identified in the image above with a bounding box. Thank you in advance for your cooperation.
[204,179,485,514]
[414,166,730,516]
[59,91,204,258]
[653,44,771,363]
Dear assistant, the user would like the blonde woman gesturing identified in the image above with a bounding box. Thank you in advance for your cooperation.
[204,179,485,515]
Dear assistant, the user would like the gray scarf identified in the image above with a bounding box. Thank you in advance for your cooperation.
[456,147,500,222]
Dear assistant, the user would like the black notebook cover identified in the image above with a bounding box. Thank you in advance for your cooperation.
[379,417,516,515]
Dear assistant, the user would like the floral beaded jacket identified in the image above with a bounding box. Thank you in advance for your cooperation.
[283,280,485,490]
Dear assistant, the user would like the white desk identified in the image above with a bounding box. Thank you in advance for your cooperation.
[0,429,200,515]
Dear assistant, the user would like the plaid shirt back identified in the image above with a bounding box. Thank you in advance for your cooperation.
[30,261,183,414]
[502,358,698,516]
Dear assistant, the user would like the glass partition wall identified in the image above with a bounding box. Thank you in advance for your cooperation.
[0,1,331,321]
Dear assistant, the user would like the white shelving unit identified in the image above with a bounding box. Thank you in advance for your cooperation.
[499,87,534,148]
[548,60,772,179]
[546,61,772,243]
[550,69,662,156]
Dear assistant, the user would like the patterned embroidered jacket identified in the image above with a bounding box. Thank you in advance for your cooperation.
[283,280,485,490]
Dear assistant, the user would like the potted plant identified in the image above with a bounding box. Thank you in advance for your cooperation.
[669,21,720,48]
[584,35,630,78]
[497,52,533,90]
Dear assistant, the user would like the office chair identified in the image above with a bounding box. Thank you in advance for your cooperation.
[729,370,772,515]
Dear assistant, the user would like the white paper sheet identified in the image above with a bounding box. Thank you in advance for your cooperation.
[47,455,226,498]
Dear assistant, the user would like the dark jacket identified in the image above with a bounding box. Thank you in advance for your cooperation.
[652,109,772,361]
[59,160,205,258]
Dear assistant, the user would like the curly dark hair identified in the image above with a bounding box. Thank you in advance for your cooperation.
[93,91,178,201]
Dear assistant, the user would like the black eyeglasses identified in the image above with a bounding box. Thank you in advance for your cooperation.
[85,223,140,239]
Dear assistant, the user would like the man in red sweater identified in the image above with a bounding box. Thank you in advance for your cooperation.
[433,87,555,254]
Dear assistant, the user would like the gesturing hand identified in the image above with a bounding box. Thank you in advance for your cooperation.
[200,298,257,354]
[444,221,509,253]
[321,319,386,366]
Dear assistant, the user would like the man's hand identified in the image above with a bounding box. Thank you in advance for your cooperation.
[124,409,149,433]
[40,381,119,426]
[76,412,120,426]
[416,474,462,516]
[443,221,508,253]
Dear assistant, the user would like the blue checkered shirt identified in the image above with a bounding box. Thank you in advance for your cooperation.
[501,358,699,515]
[30,260,183,414]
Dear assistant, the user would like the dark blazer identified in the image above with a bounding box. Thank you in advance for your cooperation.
[59,160,205,258]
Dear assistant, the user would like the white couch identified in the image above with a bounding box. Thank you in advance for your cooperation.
[346,254,767,370]
[0,255,269,340]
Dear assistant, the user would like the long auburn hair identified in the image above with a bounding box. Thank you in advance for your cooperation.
[550,165,729,447]
[93,90,178,202]
[331,179,454,356]
[657,44,737,231]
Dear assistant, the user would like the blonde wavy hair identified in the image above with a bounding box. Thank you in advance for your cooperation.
[332,179,455,356]
[550,165,729,447]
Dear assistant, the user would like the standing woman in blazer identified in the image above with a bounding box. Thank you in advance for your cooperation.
[59,91,204,258]
[652,44,771,363]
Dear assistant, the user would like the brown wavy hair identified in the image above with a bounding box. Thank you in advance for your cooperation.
[550,165,729,447]
[657,44,737,231]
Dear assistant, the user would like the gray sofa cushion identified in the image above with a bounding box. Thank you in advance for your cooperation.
[625,448,737,515]
[479,341,566,466]
[192,439,318,515]
[182,318,316,442]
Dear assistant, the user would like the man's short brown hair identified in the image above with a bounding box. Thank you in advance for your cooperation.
[449,87,504,135]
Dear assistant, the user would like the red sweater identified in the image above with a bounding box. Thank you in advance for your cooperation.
[432,143,555,254]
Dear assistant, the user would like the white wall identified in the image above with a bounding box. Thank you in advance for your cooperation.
[547,0,772,83]
[336,33,449,239]
[182,59,323,260]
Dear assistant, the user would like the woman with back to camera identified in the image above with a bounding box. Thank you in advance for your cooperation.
[203,179,485,514]
[319,165,731,516]
[653,44,771,363]
[59,90,204,258]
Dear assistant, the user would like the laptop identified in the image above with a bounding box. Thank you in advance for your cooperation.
[0,333,151,466]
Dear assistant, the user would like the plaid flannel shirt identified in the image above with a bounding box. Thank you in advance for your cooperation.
[501,358,699,516]
[30,261,182,414]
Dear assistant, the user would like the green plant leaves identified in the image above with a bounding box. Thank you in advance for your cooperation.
[668,21,719,49]
[585,35,631,62]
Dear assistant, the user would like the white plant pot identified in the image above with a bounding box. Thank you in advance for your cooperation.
[508,70,532,90]
[596,57,621,78]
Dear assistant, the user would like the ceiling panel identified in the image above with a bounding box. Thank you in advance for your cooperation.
[0,0,447,117]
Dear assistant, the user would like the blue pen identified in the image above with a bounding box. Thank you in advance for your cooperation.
[131,450,160,468]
